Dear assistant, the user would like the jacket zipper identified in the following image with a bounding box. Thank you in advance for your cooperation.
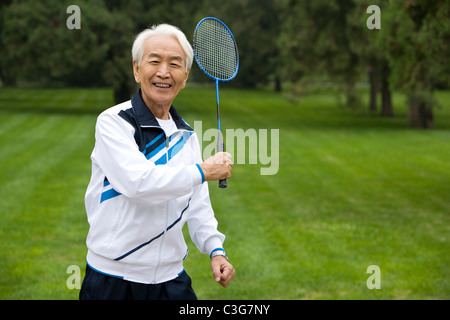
[153,135,171,283]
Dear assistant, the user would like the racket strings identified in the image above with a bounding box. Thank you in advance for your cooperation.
[194,19,238,80]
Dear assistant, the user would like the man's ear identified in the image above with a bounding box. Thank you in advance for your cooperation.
[181,69,190,89]
[133,60,140,83]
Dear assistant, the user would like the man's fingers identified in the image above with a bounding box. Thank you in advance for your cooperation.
[211,257,235,287]
[211,259,223,282]
[205,152,232,165]
[212,267,221,282]
[219,265,235,287]
[216,264,235,287]
[217,152,232,165]
[221,264,231,279]
[201,152,234,181]
[219,266,230,285]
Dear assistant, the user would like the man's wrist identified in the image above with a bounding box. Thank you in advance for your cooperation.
[210,248,228,260]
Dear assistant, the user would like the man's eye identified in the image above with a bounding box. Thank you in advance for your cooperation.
[149,60,159,64]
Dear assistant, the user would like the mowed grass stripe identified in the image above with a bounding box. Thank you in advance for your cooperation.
[3,115,94,299]
[0,88,104,299]
[0,130,94,298]
[0,113,92,247]
[0,112,34,136]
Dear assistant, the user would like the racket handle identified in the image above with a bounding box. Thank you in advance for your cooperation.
[217,130,227,188]
[219,179,227,188]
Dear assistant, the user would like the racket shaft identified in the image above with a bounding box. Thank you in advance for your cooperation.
[215,80,227,188]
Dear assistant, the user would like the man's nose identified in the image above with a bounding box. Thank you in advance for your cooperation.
[156,63,170,78]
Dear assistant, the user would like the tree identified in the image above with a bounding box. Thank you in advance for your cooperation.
[351,0,393,116]
[0,0,15,86]
[381,0,450,128]
[0,0,206,103]
[97,7,136,103]
[0,1,111,85]
[279,0,364,107]
[201,0,284,90]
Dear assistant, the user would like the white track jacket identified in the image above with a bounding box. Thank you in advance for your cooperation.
[84,89,225,284]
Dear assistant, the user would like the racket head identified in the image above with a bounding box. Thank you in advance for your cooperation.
[193,17,239,82]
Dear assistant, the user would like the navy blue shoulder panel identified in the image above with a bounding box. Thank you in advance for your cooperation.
[118,107,162,154]
[117,90,193,154]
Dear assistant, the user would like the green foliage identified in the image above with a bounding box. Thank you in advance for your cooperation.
[279,1,363,90]
[377,0,450,127]
[278,0,449,127]
[205,0,283,88]
[0,1,111,84]
[382,0,449,89]
[0,0,214,99]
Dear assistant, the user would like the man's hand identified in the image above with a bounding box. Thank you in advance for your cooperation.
[200,152,233,182]
[211,256,235,288]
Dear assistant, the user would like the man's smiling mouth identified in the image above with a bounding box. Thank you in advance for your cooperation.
[154,83,172,88]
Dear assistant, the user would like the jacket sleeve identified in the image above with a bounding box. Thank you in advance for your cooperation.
[91,111,203,206]
[186,132,225,255]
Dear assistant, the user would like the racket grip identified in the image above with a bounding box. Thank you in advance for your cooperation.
[219,179,227,188]
[217,130,227,189]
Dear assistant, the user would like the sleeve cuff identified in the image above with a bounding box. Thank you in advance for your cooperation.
[209,247,225,258]
[204,236,225,256]
[195,164,205,183]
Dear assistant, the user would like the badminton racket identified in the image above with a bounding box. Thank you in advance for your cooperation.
[193,17,239,188]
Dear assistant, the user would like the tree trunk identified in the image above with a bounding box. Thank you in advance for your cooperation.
[345,83,359,110]
[113,82,133,105]
[368,65,378,111]
[274,76,282,92]
[380,61,393,117]
[0,67,17,87]
[408,96,434,129]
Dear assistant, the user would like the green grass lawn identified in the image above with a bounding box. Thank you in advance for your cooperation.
[0,86,449,299]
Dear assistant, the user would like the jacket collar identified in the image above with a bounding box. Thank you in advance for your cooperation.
[131,89,193,131]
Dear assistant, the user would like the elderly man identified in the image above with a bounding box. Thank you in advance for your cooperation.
[79,24,235,300]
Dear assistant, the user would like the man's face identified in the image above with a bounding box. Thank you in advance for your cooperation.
[133,34,189,111]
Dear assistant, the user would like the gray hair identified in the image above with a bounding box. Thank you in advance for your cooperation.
[132,24,193,72]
